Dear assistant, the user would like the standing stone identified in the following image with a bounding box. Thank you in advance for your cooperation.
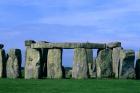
[112,47,122,78]
[7,49,21,79]
[86,49,94,78]
[25,40,42,79]
[37,41,49,78]
[0,49,6,78]
[136,51,140,79]
[25,48,41,79]
[72,48,88,79]
[47,49,63,79]
[96,49,112,78]
[119,49,135,79]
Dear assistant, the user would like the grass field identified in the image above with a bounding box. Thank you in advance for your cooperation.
[0,79,140,93]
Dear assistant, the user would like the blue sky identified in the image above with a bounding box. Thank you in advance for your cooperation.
[0,0,140,66]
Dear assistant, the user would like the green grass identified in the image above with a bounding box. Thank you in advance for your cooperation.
[0,79,140,93]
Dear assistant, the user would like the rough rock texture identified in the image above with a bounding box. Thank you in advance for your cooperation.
[106,42,121,48]
[72,48,88,79]
[7,49,21,79]
[0,49,6,78]
[0,44,4,49]
[31,42,106,49]
[96,49,112,78]
[25,48,41,79]
[88,62,93,78]
[86,49,94,78]
[86,49,93,63]
[92,58,96,78]
[47,49,63,79]
[25,40,36,47]
[112,47,122,78]
[119,49,135,79]
[136,51,140,79]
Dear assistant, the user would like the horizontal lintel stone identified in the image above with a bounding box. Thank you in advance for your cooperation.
[31,42,106,49]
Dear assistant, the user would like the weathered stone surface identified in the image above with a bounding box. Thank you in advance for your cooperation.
[106,42,121,48]
[86,49,93,63]
[25,40,36,47]
[86,49,94,78]
[0,44,4,49]
[47,49,63,79]
[88,62,93,78]
[136,51,140,79]
[37,41,49,44]
[25,48,41,79]
[119,49,135,79]
[96,49,112,78]
[0,49,6,78]
[31,42,106,49]
[72,48,88,79]
[7,49,21,79]
[112,47,122,78]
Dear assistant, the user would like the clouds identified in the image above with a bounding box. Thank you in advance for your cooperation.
[1,31,21,38]
[1,0,140,26]
[0,23,139,51]
[0,0,140,51]
[39,0,140,26]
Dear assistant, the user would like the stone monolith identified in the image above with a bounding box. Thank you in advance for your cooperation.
[25,48,41,79]
[47,49,63,79]
[119,49,135,79]
[96,49,112,78]
[72,48,88,79]
[136,51,140,79]
[6,49,21,79]
[0,49,6,78]
[112,47,122,78]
